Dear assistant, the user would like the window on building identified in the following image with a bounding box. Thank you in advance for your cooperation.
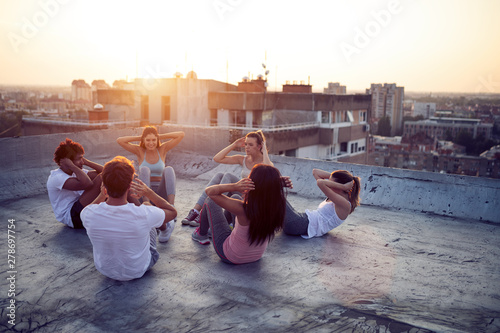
[340,142,347,153]
[347,111,354,122]
[360,111,367,123]
[321,111,329,123]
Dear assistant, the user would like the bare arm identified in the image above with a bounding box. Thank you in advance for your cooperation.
[312,168,331,180]
[116,136,143,156]
[205,178,254,220]
[158,131,185,155]
[261,140,274,167]
[212,137,245,165]
[60,158,94,191]
[316,179,353,220]
[83,157,103,174]
[89,184,108,205]
[130,179,177,227]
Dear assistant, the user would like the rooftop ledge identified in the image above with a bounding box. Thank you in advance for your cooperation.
[1,126,499,223]
[0,127,499,332]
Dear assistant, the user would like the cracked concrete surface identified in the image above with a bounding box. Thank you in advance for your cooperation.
[1,176,499,332]
[0,129,499,332]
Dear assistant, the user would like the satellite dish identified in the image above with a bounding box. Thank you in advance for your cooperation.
[262,63,266,69]
[265,70,270,75]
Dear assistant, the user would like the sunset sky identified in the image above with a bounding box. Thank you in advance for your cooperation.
[1,0,499,93]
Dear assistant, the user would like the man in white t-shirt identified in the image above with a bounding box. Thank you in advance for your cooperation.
[47,138,103,229]
[81,156,177,281]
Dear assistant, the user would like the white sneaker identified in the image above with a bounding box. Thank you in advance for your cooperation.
[159,220,175,243]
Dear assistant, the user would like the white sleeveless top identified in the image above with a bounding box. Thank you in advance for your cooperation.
[241,155,252,178]
[303,200,346,239]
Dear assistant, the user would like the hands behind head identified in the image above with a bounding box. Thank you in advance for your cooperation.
[59,157,75,169]
[130,178,149,199]
[260,139,267,153]
[235,177,255,193]
[233,137,246,148]
[281,176,293,189]
[343,180,355,192]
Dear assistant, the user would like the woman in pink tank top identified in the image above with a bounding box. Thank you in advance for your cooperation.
[191,164,293,264]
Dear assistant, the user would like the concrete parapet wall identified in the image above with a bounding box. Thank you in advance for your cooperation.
[1,128,499,223]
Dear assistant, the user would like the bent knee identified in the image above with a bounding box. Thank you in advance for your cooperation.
[163,166,175,174]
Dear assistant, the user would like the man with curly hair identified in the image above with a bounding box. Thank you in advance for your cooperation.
[47,138,103,229]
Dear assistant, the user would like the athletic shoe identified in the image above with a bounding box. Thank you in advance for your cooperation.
[181,209,199,226]
[191,227,210,245]
[190,212,201,227]
[159,220,175,243]
[207,228,212,238]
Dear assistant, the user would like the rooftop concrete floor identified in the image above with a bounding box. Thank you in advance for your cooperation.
[1,177,499,333]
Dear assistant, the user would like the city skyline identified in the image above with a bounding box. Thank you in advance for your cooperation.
[1,0,499,94]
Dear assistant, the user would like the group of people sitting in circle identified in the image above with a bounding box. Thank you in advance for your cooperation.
[46,126,361,281]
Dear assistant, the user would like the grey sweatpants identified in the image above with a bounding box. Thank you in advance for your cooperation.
[139,166,176,201]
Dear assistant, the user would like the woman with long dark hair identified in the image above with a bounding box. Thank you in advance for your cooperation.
[192,164,291,264]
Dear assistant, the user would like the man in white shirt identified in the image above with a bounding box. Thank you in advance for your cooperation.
[46,138,103,229]
[81,156,177,281]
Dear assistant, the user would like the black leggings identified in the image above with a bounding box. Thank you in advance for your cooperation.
[283,199,309,236]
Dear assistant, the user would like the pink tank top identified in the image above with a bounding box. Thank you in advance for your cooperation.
[223,218,269,264]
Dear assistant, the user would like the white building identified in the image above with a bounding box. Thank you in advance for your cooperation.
[413,102,436,119]
[71,80,91,102]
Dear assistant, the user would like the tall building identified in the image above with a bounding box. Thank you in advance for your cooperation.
[71,79,91,102]
[366,83,404,136]
[323,82,346,95]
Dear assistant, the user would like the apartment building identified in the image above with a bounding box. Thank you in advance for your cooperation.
[208,78,371,163]
[71,79,91,102]
[366,83,404,136]
[404,117,493,140]
[323,82,346,95]
[134,75,236,126]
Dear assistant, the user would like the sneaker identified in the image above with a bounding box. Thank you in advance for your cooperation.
[159,220,175,243]
[191,227,210,245]
[190,212,201,227]
[181,209,199,226]
[207,228,212,238]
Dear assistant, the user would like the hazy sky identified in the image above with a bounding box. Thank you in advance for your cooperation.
[1,0,499,93]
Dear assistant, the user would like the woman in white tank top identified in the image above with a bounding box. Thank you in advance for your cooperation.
[283,169,361,239]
